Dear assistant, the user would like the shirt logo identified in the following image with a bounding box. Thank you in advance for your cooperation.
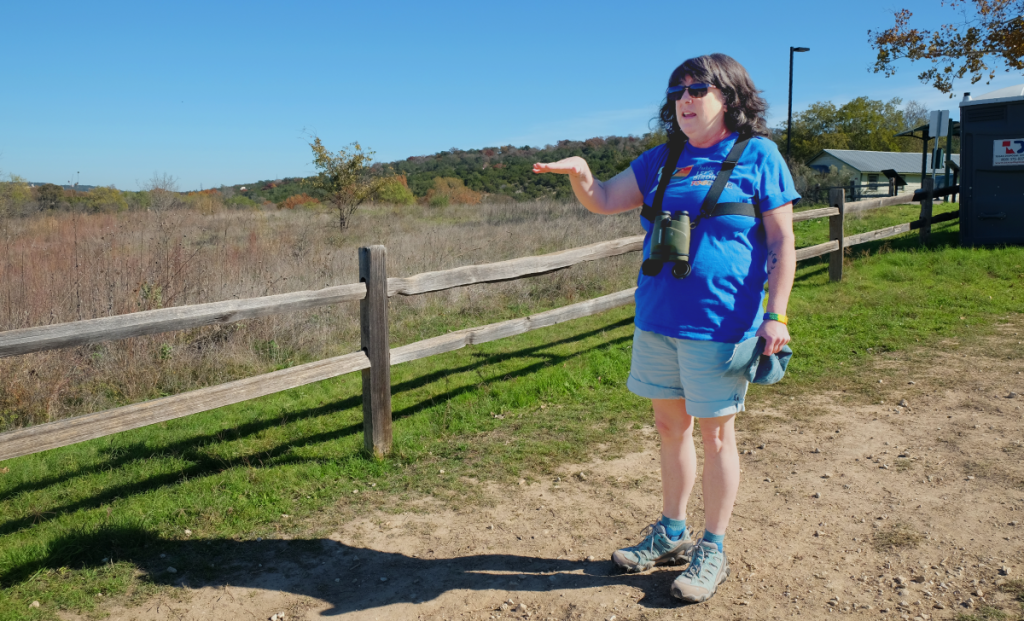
[657,165,694,182]
[654,164,736,190]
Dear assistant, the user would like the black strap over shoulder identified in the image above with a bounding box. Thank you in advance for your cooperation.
[640,137,758,225]
[639,140,685,223]
[711,201,761,219]
[692,137,752,226]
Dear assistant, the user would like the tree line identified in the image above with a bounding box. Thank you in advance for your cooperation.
[0,95,947,223]
[274,95,936,209]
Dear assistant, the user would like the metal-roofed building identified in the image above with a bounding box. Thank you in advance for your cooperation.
[807,149,960,192]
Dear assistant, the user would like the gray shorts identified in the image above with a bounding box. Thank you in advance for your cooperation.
[627,328,748,418]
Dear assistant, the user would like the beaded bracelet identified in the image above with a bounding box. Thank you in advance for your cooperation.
[763,312,788,325]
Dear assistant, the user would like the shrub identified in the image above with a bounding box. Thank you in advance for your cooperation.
[279,193,320,210]
[425,177,482,206]
[224,195,259,209]
[375,175,416,205]
[0,174,31,217]
[85,186,129,212]
[183,191,223,215]
[35,184,65,210]
[147,188,181,212]
[428,193,450,208]
[122,191,150,211]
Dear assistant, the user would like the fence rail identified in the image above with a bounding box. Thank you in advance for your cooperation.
[0,284,368,359]
[386,236,644,297]
[0,178,957,461]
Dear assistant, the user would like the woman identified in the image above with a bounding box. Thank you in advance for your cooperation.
[533,53,798,604]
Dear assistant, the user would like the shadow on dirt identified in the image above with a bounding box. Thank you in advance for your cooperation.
[5,526,690,614]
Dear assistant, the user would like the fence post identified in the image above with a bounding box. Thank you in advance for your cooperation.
[888,178,896,197]
[919,177,934,245]
[359,245,393,457]
[828,187,845,283]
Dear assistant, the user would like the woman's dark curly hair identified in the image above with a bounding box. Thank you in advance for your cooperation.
[657,53,770,144]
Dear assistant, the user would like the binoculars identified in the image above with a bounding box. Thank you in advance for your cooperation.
[641,211,692,279]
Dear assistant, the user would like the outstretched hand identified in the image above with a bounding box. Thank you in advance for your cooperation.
[532,157,587,177]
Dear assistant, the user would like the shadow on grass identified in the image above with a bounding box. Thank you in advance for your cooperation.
[0,318,635,536]
[1,526,687,614]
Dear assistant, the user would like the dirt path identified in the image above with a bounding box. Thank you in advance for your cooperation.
[66,327,1024,621]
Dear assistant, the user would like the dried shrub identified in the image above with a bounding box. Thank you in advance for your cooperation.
[998,579,1024,602]
[873,522,922,551]
[0,200,638,430]
[279,194,320,210]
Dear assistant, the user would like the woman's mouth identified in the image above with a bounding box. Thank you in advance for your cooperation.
[681,112,697,118]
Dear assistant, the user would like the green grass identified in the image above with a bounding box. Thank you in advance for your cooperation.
[956,607,1014,621]
[779,202,1024,397]
[1002,580,1024,602]
[2,208,1023,619]
[0,309,647,619]
[793,200,961,246]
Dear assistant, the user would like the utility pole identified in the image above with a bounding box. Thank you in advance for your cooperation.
[787,47,810,161]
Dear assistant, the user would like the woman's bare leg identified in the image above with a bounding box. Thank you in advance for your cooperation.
[653,398,696,520]
[697,414,740,534]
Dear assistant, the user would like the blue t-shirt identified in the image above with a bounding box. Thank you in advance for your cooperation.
[630,133,800,343]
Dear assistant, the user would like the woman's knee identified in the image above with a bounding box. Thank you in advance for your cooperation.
[653,400,694,440]
[699,416,736,454]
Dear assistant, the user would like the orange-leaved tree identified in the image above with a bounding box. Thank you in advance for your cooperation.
[279,193,319,210]
[305,136,390,230]
[424,177,483,206]
[870,0,1024,94]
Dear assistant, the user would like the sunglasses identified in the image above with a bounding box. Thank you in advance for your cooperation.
[667,83,716,100]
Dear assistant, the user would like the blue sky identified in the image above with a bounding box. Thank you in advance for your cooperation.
[2,0,1021,191]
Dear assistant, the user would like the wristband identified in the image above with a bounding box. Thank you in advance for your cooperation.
[763,312,788,325]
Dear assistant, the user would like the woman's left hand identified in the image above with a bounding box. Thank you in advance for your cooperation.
[755,320,790,355]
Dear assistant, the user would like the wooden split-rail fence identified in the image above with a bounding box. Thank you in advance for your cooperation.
[0,179,958,461]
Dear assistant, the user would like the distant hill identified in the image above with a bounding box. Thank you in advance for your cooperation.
[228,133,665,204]
[388,134,661,201]
[29,183,99,192]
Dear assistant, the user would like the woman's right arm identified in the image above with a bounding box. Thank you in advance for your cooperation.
[532,157,644,215]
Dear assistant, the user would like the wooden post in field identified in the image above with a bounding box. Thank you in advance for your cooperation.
[919,177,934,245]
[359,245,392,457]
[888,178,896,197]
[828,188,845,283]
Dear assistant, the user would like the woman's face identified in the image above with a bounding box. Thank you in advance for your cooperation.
[675,74,729,146]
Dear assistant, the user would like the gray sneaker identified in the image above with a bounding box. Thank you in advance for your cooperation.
[671,540,730,603]
[611,522,693,573]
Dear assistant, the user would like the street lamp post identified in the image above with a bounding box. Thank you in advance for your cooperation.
[787,46,810,161]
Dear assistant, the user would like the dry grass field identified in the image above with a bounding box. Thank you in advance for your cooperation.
[0,202,638,430]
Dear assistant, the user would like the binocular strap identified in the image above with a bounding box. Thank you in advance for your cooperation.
[640,137,757,225]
